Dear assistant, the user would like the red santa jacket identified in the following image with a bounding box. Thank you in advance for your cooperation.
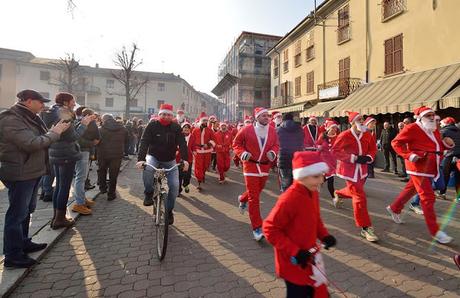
[303,125,325,150]
[317,135,338,179]
[215,130,233,153]
[233,124,279,177]
[392,122,452,180]
[189,126,216,154]
[332,129,377,182]
[263,181,330,287]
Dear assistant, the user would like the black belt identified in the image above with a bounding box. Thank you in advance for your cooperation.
[249,159,270,165]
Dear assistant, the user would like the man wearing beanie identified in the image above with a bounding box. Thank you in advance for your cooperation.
[233,107,279,241]
[263,151,336,298]
[332,111,378,242]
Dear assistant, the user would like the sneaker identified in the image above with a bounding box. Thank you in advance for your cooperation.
[409,203,424,215]
[23,242,47,254]
[333,191,343,209]
[434,230,453,244]
[85,198,95,208]
[238,196,247,215]
[435,191,446,200]
[386,205,403,224]
[360,227,379,242]
[71,204,92,215]
[454,255,460,270]
[184,185,190,193]
[144,194,154,206]
[4,256,37,269]
[253,228,264,242]
[168,210,174,225]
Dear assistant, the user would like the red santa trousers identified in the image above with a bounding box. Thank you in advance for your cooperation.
[243,176,269,229]
[217,152,231,180]
[390,175,439,236]
[194,153,212,183]
[335,178,372,228]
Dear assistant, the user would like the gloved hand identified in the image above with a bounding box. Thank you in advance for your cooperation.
[322,131,328,140]
[322,235,337,250]
[267,150,276,162]
[355,155,372,164]
[292,250,313,269]
[241,151,252,161]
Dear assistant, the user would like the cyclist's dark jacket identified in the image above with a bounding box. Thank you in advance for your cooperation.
[138,120,188,162]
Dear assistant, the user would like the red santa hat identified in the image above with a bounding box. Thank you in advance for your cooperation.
[441,117,456,126]
[309,115,318,120]
[177,109,185,115]
[271,111,281,118]
[181,121,191,128]
[159,104,174,115]
[220,122,228,128]
[292,151,329,180]
[346,111,361,123]
[325,120,339,131]
[254,107,268,119]
[244,115,252,123]
[209,115,217,122]
[413,106,434,119]
[363,117,376,126]
[199,112,208,121]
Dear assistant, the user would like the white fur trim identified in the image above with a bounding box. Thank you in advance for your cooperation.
[209,140,216,147]
[409,153,419,162]
[350,154,357,163]
[159,109,174,115]
[442,139,454,149]
[255,108,268,119]
[293,162,329,179]
[419,109,434,118]
[366,154,374,163]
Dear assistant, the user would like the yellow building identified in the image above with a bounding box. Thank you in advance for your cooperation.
[268,0,460,120]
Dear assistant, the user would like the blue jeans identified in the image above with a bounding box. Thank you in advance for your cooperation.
[73,151,90,205]
[411,175,445,206]
[52,161,76,210]
[40,167,55,195]
[143,155,179,211]
[279,168,293,193]
[2,178,40,259]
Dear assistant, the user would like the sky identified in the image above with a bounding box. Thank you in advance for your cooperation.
[1,0,320,94]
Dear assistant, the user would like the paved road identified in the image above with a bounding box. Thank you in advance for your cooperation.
[9,162,460,297]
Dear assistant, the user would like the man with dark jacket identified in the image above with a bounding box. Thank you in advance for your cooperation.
[439,117,460,197]
[97,114,128,201]
[0,90,69,268]
[276,113,305,192]
[380,122,398,173]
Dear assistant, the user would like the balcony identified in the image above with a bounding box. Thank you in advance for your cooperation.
[271,96,294,108]
[382,0,405,22]
[337,25,351,44]
[317,78,363,100]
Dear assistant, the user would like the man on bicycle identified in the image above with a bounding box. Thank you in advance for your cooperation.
[136,103,189,224]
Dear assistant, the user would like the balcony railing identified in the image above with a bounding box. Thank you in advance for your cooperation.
[337,24,351,44]
[317,78,363,99]
[382,0,405,22]
[271,96,294,108]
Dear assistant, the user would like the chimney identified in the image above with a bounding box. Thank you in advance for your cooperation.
[95,63,99,68]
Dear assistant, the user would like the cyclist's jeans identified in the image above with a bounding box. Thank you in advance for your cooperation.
[143,155,179,211]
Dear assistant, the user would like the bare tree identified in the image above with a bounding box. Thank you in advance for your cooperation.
[112,43,148,118]
[51,53,83,94]
[67,0,77,18]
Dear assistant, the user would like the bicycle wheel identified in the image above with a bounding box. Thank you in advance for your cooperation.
[155,193,169,261]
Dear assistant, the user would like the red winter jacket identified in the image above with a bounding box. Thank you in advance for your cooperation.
[263,181,329,286]
[214,130,233,153]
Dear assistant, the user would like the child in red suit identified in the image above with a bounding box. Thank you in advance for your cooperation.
[263,151,336,298]
[215,122,233,183]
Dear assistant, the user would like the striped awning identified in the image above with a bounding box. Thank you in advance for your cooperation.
[329,63,460,117]
[440,85,460,109]
[300,100,343,118]
[270,102,307,114]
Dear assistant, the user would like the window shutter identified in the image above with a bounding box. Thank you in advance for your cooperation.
[393,34,403,72]
[344,57,350,78]
[339,59,344,79]
[384,38,394,75]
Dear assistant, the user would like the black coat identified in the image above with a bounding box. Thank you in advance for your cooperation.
[276,120,305,169]
[441,124,460,157]
[380,127,397,148]
[97,118,128,160]
[78,120,100,152]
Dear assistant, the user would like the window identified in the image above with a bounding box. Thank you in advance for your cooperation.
[158,82,165,92]
[306,71,314,94]
[305,31,315,61]
[76,96,85,105]
[306,46,315,61]
[255,50,263,55]
[294,40,302,67]
[40,71,50,81]
[280,81,290,101]
[283,49,289,73]
[295,76,301,97]
[255,57,262,68]
[130,99,138,107]
[382,0,405,22]
[273,57,279,78]
[105,97,114,107]
[384,34,404,75]
[39,92,50,99]
[274,85,279,97]
[157,100,165,109]
[78,77,86,88]
[337,5,351,44]
[339,57,351,96]
[254,90,263,100]
[106,79,114,89]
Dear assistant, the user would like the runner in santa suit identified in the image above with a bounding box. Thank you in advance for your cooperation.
[244,115,253,127]
[176,109,186,126]
[303,116,321,151]
[176,122,193,195]
[270,111,282,128]
[364,117,377,179]
[189,112,216,191]
[386,106,455,244]
[263,151,336,298]
[317,120,340,199]
[233,122,244,168]
[233,107,279,241]
[331,111,379,242]
[215,122,233,183]
[209,116,219,172]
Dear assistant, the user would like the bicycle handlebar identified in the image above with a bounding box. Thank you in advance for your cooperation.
[143,162,181,172]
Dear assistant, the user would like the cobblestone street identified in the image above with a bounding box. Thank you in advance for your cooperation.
[9,161,460,297]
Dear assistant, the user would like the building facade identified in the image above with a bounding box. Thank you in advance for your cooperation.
[213,32,281,122]
[0,48,223,120]
[268,0,460,119]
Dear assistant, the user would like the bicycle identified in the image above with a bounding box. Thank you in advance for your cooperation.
[143,162,180,261]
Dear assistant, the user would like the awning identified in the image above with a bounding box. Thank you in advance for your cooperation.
[300,100,343,118]
[329,63,460,117]
[440,85,460,109]
[212,73,240,96]
[270,102,306,114]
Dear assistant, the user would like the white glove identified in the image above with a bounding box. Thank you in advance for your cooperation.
[267,150,276,162]
[241,151,252,161]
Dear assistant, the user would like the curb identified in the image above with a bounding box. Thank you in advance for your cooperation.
[0,160,131,297]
